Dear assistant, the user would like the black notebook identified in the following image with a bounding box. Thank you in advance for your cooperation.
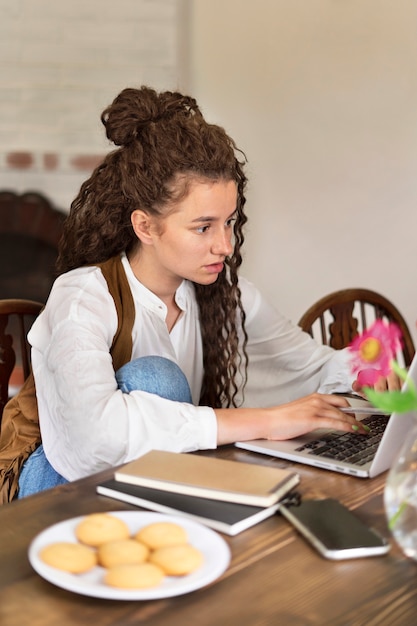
[97,479,283,536]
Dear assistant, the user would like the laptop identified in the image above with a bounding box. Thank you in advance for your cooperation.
[235,353,417,478]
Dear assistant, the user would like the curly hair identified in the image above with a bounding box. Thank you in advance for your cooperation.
[56,86,249,408]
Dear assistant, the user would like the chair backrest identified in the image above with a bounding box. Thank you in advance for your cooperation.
[0,190,64,303]
[298,288,415,368]
[0,299,43,423]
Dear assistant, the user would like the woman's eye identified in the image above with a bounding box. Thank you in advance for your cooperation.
[196,225,210,234]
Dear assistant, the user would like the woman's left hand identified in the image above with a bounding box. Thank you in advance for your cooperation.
[352,369,402,394]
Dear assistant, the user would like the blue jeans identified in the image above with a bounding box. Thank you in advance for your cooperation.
[17,356,192,499]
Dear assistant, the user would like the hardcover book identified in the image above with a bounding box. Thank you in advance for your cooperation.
[113,450,300,507]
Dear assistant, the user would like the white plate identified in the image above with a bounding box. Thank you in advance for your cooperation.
[28,511,231,600]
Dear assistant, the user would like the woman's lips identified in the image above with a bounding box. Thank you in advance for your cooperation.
[205,262,224,274]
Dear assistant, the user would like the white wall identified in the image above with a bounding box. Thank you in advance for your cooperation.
[189,0,417,346]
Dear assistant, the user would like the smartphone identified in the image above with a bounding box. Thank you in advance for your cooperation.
[279,497,390,560]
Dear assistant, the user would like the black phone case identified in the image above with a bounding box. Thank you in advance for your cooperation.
[279,497,390,560]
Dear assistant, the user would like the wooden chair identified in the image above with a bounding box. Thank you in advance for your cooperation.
[0,299,43,423]
[0,190,64,303]
[298,288,415,367]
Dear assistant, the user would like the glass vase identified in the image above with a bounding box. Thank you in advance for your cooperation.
[384,413,417,560]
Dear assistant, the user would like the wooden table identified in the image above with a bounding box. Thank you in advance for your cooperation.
[1,446,416,626]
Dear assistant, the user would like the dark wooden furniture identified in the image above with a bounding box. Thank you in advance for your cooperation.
[0,298,43,422]
[0,190,65,303]
[299,288,415,367]
[1,446,417,625]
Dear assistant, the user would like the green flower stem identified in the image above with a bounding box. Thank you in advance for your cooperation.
[388,500,407,531]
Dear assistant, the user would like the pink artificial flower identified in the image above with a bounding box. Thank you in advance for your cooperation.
[349,319,402,386]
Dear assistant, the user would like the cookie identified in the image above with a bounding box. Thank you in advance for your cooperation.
[98,538,149,568]
[39,541,97,574]
[75,513,130,547]
[104,562,165,589]
[149,544,204,576]
[135,521,188,550]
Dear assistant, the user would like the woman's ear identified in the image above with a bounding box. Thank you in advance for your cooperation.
[131,210,154,245]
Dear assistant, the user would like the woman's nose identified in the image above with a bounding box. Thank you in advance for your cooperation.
[211,230,233,256]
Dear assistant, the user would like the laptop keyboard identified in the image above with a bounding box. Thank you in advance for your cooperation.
[295,414,390,466]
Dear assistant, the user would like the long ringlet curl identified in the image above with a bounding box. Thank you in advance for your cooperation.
[56,86,249,408]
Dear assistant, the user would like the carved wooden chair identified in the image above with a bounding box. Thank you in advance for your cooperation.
[0,299,43,424]
[298,288,415,367]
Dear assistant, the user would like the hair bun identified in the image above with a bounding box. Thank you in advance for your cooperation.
[101,86,201,147]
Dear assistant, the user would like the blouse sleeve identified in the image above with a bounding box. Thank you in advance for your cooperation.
[238,278,355,407]
[29,267,217,481]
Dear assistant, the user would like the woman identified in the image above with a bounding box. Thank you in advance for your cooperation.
[14,86,381,497]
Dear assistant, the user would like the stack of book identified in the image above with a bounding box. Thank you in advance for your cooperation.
[97,450,300,536]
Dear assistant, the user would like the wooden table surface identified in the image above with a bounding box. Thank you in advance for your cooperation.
[1,445,416,626]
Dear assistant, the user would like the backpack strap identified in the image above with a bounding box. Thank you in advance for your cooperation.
[97,255,135,371]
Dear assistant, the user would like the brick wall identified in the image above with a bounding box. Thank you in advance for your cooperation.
[0,0,188,212]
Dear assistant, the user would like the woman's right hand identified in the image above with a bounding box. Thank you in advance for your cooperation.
[260,393,369,441]
[215,393,369,445]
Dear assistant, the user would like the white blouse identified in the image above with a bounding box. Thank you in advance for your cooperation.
[29,253,354,480]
